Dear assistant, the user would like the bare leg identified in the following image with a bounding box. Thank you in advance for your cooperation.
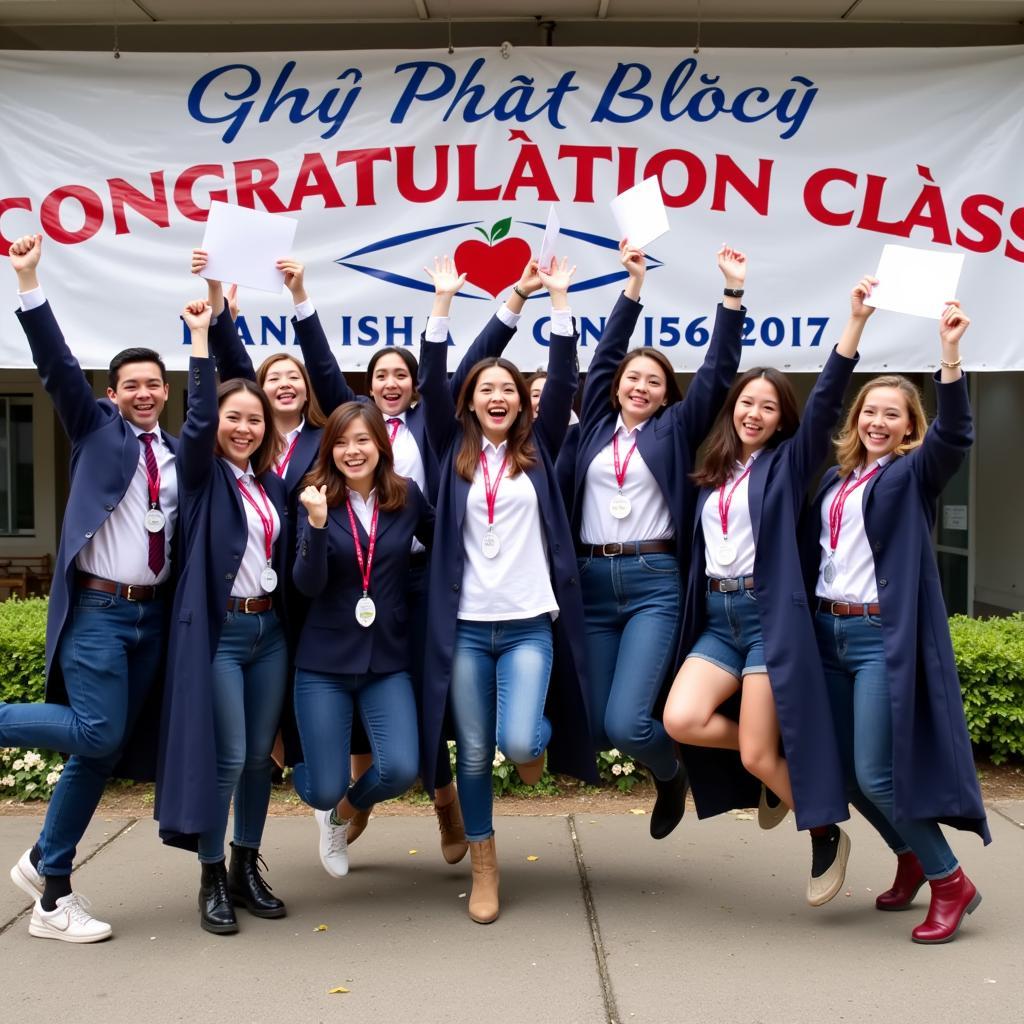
[738,673,794,810]
[662,657,741,749]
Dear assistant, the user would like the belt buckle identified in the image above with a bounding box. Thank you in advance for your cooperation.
[242,597,259,614]
[124,584,142,602]
[719,578,739,593]
[833,601,850,615]
[601,542,623,557]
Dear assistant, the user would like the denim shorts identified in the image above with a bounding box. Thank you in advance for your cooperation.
[686,585,767,678]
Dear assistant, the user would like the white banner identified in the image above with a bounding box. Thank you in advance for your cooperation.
[1,46,1022,372]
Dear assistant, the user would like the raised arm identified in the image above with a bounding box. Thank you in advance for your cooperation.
[10,234,107,441]
[672,245,748,452]
[191,249,256,383]
[293,487,329,597]
[418,256,465,455]
[277,258,357,415]
[912,303,973,501]
[579,241,645,429]
[179,300,220,494]
[533,256,579,455]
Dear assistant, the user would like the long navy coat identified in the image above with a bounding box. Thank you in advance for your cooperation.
[155,356,290,850]
[15,299,178,781]
[680,347,858,830]
[418,329,598,792]
[801,372,990,843]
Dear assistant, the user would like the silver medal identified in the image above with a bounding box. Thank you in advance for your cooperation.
[144,508,165,533]
[260,565,278,592]
[355,595,377,628]
[823,558,837,585]
[482,530,501,559]
[717,541,737,566]
[609,493,632,520]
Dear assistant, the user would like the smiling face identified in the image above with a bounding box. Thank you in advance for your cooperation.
[370,352,415,417]
[616,355,668,427]
[529,377,546,420]
[857,386,913,463]
[732,377,781,456]
[261,357,307,421]
[217,391,267,470]
[471,365,522,442]
[332,415,381,494]
[107,361,168,431]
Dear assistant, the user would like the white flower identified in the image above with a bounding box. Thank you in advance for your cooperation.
[622,762,634,775]
[54,761,64,773]
[23,751,43,768]
[0,775,15,787]
[45,771,61,786]
[447,740,456,750]
[23,782,36,792]
[12,759,24,771]
[493,750,506,765]
[607,749,621,759]
[611,764,623,776]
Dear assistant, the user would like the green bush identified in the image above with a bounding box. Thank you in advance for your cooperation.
[951,612,1024,764]
[0,596,47,704]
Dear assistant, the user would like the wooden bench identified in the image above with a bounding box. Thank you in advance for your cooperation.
[0,554,52,600]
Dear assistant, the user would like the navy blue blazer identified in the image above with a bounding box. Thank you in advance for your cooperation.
[15,299,179,781]
[801,372,990,843]
[155,355,290,850]
[418,329,598,792]
[295,308,517,502]
[680,347,858,830]
[293,485,434,676]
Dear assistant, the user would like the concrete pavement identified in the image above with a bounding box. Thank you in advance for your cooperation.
[1,802,1021,1024]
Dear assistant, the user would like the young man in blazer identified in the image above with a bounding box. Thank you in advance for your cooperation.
[1,235,179,942]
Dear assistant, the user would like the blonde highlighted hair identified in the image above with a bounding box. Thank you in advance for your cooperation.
[833,374,927,478]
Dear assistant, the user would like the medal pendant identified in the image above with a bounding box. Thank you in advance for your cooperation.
[144,508,165,533]
[260,566,278,592]
[717,541,736,566]
[482,530,501,559]
[609,493,632,520]
[823,558,837,585]
[355,595,377,628]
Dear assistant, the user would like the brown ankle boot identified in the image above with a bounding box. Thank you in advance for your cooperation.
[468,836,500,924]
[435,795,469,865]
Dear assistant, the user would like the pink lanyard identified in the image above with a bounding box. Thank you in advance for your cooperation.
[237,477,275,562]
[480,451,509,528]
[612,432,638,492]
[386,418,402,446]
[345,497,380,597]
[828,466,881,552]
[718,464,753,540]
[274,433,300,478]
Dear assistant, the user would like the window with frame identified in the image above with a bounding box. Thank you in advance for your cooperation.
[0,396,34,535]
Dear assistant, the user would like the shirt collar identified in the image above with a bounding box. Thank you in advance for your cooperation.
[348,487,377,510]
[615,413,650,437]
[858,453,893,477]
[482,437,508,458]
[223,458,255,483]
[128,420,164,445]
[281,417,305,445]
[385,410,407,425]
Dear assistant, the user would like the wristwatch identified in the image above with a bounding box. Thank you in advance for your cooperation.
[723,287,744,298]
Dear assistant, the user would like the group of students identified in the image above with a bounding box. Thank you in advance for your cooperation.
[0,231,988,948]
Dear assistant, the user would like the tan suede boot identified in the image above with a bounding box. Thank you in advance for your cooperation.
[468,836,500,924]
[435,794,469,865]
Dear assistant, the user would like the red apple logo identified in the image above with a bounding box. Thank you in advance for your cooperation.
[454,218,531,298]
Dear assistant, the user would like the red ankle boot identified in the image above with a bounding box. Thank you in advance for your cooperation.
[911,867,981,944]
[876,852,925,911]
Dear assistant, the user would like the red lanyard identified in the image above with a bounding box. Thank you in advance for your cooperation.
[612,432,638,491]
[480,451,508,528]
[386,418,402,446]
[274,433,300,478]
[718,463,753,540]
[141,437,161,507]
[345,497,380,595]
[237,477,275,562]
[828,465,881,552]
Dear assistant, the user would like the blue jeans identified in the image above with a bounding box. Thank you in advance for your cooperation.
[815,611,959,879]
[0,589,166,877]
[688,586,768,678]
[578,552,681,781]
[449,616,554,841]
[292,668,419,812]
[197,610,288,864]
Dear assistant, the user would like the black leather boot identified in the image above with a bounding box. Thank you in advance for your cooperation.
[199,860,238,934]
[650,761,689,840]
[228,843,286,919]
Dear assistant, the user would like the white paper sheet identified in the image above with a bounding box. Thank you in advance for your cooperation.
[865,244,965,320]
[609,177,670,251]
[198,201,298,294]
[536,205,561,271]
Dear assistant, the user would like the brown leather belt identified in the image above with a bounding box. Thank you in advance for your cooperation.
[709,576,756,593]
[226,596,274,614]
[76,573,161,602]
[817,599,881,616]
[576,540,675,559]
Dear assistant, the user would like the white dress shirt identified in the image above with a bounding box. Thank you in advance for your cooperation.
[580,416,673,545]
[226,462,282,597]
[458,439,559,622]
[816,455,892,604]
[702,451,761,579]
[381,410,427,556]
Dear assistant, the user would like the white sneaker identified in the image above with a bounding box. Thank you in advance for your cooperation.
[315,809,350,878]
[29,893,112,943]
[10,848,44,900]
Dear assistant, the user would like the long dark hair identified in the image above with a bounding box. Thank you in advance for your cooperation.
[454,358,536,482]
[691,368,800,489]
[301,402,408,512]
[610,349,683,413]
[216,378,278,477]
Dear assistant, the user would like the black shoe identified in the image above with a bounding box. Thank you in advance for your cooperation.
[199,860,238,934]
[650,762,689,840]
[228,844,287,919]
